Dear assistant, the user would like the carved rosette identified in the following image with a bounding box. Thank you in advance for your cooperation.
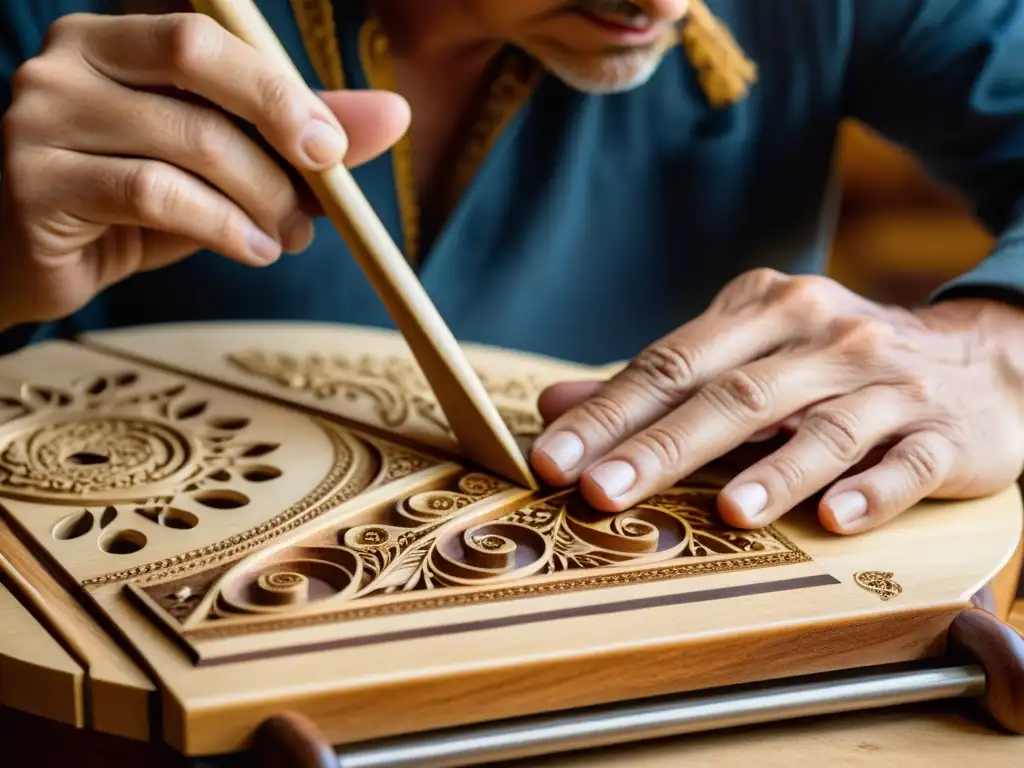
[0,370,440,582]
[0,373,302,556]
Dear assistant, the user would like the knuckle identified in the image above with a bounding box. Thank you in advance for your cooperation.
[634,425,687,468]
[9,58,59,100]
[738,267,785,294]
[256,71,304,127]
[124,163,176,219]
[263,180,299,223]
[42,13,86,48]
[184,112,229,167]
[777,275,835,324]
[892,439,944,487]
[577,395,633,439]
[899,374,934,406]
[801,408,862,462]
[715,267,784,311]
[164,13,224,76]
[633,343,700,398]
[832,317,895,363]
[763,454,806,494]
[700,369,775,421]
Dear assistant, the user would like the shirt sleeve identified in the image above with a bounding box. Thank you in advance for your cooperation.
[842,0,1024,306]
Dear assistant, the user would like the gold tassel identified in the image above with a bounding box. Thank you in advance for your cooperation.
[681,0,757,108]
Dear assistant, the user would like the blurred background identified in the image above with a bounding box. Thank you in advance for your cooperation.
[829,121,992,305]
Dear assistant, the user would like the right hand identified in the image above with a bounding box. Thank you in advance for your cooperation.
[0,12,410,329]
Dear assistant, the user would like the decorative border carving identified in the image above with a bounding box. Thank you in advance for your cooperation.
[183,545,809,641]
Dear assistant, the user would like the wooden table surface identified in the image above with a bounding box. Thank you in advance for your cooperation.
[522,602,1024,767]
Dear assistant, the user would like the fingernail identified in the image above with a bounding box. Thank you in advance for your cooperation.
[730,482,768,518]
[247,228,281,264]
[588,461,637,499]
[300,121,347,167]
[536,431,584,472]
[281,211,315,253]
[829,491,868,525]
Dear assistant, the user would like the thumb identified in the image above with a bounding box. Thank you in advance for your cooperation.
[318,89,411,168]
[537,380,605,424]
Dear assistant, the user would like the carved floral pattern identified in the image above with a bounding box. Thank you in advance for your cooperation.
[0,368,440,583]
[226,349,545,437]
[0,372,293,555]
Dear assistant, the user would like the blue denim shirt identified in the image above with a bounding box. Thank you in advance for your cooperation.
[2,0,1024,366]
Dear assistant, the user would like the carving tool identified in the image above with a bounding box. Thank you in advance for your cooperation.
[190,0,537,490]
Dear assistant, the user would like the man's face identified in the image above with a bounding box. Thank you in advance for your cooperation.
[464,0,690,94]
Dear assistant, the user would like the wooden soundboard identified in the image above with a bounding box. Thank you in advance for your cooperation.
[1,322,1022,766]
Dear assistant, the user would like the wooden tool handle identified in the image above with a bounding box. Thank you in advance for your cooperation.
[188,0,536,489]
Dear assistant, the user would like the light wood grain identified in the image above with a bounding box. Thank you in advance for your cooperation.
[0,578,83,727]
[0,517,154,740]
[187,0,536,490]
[1,323,1022,758]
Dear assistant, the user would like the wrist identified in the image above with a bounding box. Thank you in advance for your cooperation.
[916,296,1024,396]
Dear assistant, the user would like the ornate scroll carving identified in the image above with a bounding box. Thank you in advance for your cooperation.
[143,483,809,637]
[144,472,511,622]
[226,349,545,437]
[854,571,903,601]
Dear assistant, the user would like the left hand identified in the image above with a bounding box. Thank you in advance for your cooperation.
[530,270,1024,534]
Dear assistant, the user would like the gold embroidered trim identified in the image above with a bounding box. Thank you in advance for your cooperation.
[358,15,421,264]
[448,49,543,214]
[284,0,753,265]
[681,0,757,107]
[289,0,345,91]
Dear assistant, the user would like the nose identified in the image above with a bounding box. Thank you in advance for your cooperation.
[634,0,689,23]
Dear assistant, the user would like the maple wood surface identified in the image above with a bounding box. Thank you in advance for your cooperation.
[1,322,1023,765]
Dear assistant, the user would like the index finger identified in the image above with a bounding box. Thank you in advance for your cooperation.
[530,307,791,487]
[62,12,348,171]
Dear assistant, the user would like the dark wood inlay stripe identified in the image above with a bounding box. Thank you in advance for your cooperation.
[194,573,841,667]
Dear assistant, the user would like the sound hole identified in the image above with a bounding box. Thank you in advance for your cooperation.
[67,452,108,466]
[193,490,250,509]
[100,529,147,555]
[242,466,282,483]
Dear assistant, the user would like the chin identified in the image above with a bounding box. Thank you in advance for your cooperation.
[537,40,672,95]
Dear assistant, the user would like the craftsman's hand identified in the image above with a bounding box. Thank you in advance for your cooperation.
[0,12,409,330]
[531,271,1024,534]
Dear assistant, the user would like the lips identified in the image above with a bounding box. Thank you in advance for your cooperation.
[571,7,662,45]
[580,8,653,31]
